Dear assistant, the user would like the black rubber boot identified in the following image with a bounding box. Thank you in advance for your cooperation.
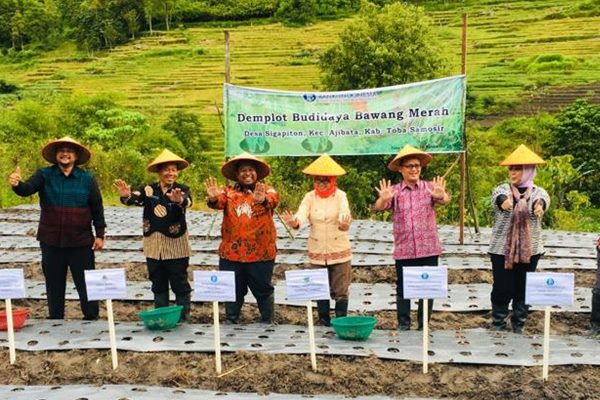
[154,292,170,309]
[396,296,411,331]
[316,300,331,326]
[225,299,244,325]
[335,299,348,318]
[590,289,600,338]
[511,301,529,334]
[491,302,509,331]
[417,299,434,330]
[176,293,191,323]
[257,294,275,324]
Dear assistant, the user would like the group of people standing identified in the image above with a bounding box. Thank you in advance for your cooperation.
[7,136,600,337]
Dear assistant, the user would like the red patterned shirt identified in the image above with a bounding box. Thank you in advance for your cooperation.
[208,184,278,262]
[382,180,445,260]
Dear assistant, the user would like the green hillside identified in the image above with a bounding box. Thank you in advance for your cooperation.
[1,0,599,163]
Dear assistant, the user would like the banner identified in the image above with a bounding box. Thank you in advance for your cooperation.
[224,75,465,157]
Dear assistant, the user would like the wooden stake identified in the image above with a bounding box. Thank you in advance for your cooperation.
[106,299,118,370]
[213,301,222,374]
[542,306,551,381]
[306,301,317,372]
[422,299,429,374]
[5,299,15,364]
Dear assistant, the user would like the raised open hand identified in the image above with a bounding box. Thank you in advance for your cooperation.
[113,179,131,198]
[253,182,266,204]
[205,177,223,200]
[428,176,447,201]
[375,179,394,203]
[281,209,298,228]
[166,187,184,204]
[8,166,21,187]
[338,214,352,231]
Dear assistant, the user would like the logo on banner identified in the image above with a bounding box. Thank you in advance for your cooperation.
[304,276,311,283]
[546,278,555,286]
[210,275,218,283]
[303,94,316,102]
[421,272,430,280]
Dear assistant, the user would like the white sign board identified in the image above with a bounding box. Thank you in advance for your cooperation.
[403,266,448,299]
[0,269,26,299]
[85,269,128,301]
[285,269,330,301]
[526,272,574,307]
[193,271,236,302]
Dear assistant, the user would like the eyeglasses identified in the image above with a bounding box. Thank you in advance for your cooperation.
[401,163,421,170]
[508,166,523,171]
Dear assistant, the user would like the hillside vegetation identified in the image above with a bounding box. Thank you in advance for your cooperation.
[0,0,599,230]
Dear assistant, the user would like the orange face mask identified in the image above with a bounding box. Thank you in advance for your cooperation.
[313,176,337,198]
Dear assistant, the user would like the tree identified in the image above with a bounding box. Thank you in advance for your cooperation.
[274,2,449,218]
[320,2,449,90]
[276,0,317,25]
[544,99,600,205]
[162,110,210,163]
[142,0,160,34]
[123,9,140,39]
[10,10,24,49]
[161,0,176,31]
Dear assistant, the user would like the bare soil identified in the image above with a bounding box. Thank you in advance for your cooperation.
[1,205,598,399]
[2,261,598,399]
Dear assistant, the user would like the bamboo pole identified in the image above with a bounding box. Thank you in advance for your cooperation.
[459,13,468,244]
[224,31,230,84]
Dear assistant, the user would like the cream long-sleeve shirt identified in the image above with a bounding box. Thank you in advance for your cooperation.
[294,189,352,266]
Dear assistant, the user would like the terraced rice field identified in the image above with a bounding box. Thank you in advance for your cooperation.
[1,0,599,163]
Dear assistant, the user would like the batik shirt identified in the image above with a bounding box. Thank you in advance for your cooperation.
[208,184,278,262]
[381,180,446,260]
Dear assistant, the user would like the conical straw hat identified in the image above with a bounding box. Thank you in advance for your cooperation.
[147,149,190,172]
[387,144,432,171]
[221,152,271,181]
[42,136,91,165]
[500,144,545,166]
[302,154,346,176]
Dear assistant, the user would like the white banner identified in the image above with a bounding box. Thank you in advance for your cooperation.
[85,269,128,301]
[193,271,236,302]
[0,269,26,299]
[285,269,330,301]
[526,272,574,306]
[403,266,448,299]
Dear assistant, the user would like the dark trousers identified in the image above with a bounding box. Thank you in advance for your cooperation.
[395,256,438,329]
[40,243,99,320]
[595,247,600,291]
[219,258,274,303]
[395,256,440,298]
[490,253,541,305]
[146,257,191,296]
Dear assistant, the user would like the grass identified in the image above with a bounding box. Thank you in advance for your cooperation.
[0,0,599,163]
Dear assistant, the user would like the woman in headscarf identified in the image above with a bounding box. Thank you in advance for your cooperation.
[114,149,193,323]
[489,144,550,333]
[282,154,352,326]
